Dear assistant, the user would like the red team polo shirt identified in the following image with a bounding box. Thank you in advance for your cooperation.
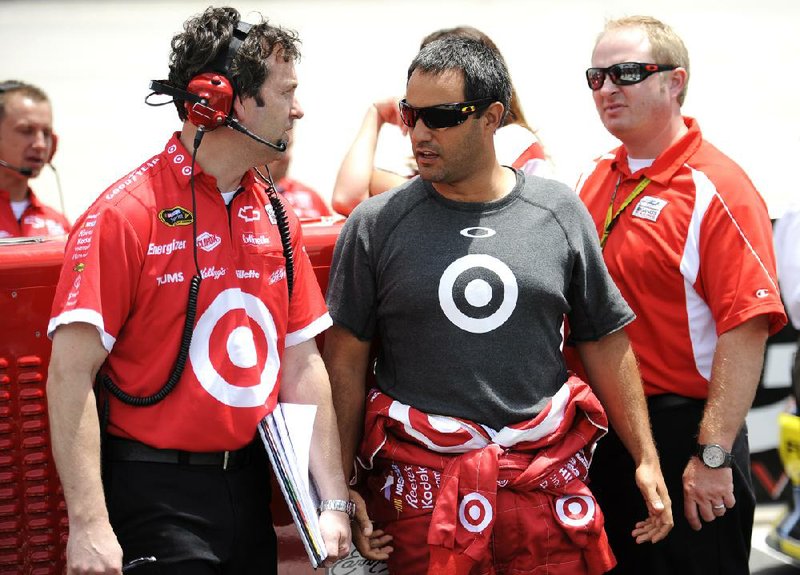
[0,188,70,238]
[574,118,786,398]
[48,134,331,451]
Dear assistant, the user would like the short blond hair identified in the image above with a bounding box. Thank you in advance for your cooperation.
[599,16,690,105]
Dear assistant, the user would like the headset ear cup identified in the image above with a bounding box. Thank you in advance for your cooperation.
[185,73,234,130]
[48,133,58,163]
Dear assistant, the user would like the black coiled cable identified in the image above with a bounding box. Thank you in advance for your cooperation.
[256,165,294,300]
[100,129,205,407]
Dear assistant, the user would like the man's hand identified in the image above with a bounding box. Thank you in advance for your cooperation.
[319,508,353,568]
[631,460,673,543]
[682,457,735,530]
[373,97,406,134]
[66,518,123,574]
[349,489,393,561]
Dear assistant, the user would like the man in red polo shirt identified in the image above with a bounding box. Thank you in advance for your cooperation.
[572,15,787,574]
[0,81,69,238]
[45,7,350,574]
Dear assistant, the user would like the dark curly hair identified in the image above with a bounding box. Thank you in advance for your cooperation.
[167,6,300,121]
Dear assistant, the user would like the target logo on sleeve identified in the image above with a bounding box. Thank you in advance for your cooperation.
[555,495,595,527]
[458,492,494,533]
[438,253,518,333]
[189,287,280,407]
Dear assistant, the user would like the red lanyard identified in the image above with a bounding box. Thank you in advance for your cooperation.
[600,176,652,249]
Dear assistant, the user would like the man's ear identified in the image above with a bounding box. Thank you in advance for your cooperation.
[483,101,505,132]
[49,133,58,163]
[231,94,247,123]
[669,67,688,100]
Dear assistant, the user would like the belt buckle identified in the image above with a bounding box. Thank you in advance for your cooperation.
[223,450,230,470]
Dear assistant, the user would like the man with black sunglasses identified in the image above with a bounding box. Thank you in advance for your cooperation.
[324,35,672,574]
[570,15,787,575]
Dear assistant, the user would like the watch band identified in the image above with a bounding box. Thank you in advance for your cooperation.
[318,499,356,519]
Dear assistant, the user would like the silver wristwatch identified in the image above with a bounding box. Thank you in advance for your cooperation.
[696,443,733,469]
[318,499,356,519]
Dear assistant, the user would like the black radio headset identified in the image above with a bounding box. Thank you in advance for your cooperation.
[101,20,294,409]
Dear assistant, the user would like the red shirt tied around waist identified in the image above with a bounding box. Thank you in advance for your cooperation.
[357,377,615,575]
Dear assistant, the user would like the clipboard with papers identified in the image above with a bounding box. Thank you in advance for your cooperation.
[258,403,327,568]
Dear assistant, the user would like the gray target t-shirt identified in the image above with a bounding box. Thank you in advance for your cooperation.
[326,171,633,429]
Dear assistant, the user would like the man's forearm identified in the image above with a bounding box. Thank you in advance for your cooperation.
[321,326,371,480]
[577,329,659,464]
[279,341,349,500]
[48,373,110,526]
[698,316,769,449]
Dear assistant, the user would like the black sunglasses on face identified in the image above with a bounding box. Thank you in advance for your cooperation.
[585,62,678,91]
[398,98,494,129]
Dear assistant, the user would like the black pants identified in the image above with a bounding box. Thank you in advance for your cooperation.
[589,396,755,575]
[103,441,277,575]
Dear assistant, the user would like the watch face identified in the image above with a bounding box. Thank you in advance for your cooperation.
[702,445,726,468]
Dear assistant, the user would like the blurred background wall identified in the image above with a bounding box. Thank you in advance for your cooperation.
[2,0,797,222]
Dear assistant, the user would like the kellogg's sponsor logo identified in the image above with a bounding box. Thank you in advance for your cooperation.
[147,239,186,256]
[201,266,227,280]
[242,233,269,246]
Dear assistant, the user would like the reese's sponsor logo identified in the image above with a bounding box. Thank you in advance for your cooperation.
[158,206,194,227]
[147,239,186,256]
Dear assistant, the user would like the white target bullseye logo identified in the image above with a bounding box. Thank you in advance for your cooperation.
[189,288,279,407]
[458,492,493,533]
[438,254,518,333]
[555,495,595,527]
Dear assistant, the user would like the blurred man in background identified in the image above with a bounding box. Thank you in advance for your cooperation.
[0,80,69,238]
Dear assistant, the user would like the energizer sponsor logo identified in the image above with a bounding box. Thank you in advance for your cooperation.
[147,239,187,256]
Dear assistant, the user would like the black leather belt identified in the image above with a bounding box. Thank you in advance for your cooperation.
[647,393,704,412]
[104,436,253,470]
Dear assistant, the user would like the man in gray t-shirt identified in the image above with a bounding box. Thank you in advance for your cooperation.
[323,35,673,572]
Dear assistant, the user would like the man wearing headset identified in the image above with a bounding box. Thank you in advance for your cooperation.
[46,7,350,574]
[0,80,69,238]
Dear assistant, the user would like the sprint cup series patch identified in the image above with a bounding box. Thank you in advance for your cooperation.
[631,196,668,222]
[158,206,194,226]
